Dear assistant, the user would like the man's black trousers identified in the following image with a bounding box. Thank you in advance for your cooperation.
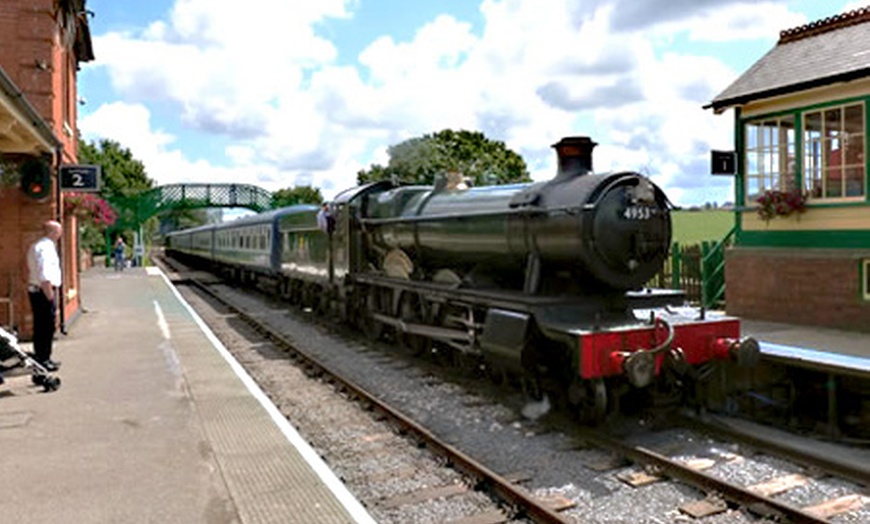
[28,291,56,363]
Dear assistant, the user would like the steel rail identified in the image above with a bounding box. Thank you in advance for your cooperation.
[674,412,870,488]
[577,428,831,524]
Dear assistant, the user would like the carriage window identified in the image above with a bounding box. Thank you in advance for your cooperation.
[804,102,865,200]
[744,115,796,204]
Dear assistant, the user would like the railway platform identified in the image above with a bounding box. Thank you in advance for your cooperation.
[0,266,376,524]
[742,319,869,374]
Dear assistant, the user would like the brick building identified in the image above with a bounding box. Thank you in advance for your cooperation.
[708,7,870,331]
[0,0,93,334]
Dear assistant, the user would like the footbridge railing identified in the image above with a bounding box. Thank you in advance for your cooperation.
[140,183,273,215]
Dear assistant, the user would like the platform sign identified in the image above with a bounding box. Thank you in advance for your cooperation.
[710,150,736,175]
[60,164,101,192]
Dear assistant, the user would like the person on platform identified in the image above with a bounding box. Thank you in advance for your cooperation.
[316,203,335,234]
[26,220,62,371]
[113,236,126,271]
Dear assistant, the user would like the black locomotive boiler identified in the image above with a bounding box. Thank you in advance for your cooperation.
[166,136,758,422]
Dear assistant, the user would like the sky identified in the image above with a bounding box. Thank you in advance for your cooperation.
[77,0,867,208]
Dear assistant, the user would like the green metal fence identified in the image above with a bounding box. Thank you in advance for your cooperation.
[648,226,737,309]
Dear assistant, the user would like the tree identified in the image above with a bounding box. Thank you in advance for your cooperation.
[77,139,156,260]
[271,185,323,208]
[357,129,530,186]
[78,139,153,200]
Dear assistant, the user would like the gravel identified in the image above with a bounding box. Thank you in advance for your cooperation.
[191,282,870,524]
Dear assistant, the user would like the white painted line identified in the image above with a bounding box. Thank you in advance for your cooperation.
[154,267,378,524]
[154,300,172,340]
[761,342,870,372]
[153,300,182,379]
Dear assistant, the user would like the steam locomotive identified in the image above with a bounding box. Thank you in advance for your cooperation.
[166,136,758,422]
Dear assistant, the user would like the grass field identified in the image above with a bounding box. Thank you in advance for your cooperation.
[670,210,734,245]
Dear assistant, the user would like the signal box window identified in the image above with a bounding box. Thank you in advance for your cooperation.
[804,102,865,200]
[744,116,796,204]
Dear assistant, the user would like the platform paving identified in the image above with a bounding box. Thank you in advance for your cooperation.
[0,266,376,524]
[742,319,870,374]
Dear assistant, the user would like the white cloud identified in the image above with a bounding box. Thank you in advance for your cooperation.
[79,0,846,206]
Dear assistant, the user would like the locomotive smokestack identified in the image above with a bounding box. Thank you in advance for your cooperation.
[552,136,597,179]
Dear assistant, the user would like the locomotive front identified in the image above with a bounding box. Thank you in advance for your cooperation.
[364,136,671,293]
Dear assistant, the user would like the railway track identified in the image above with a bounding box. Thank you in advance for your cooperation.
[157,255,869,523]
[160,257,566,524]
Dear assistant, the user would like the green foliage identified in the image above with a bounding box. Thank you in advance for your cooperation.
[271,185,323,208]
[77,138,156,255]
[78,139,153,200]
[357,129,530,186]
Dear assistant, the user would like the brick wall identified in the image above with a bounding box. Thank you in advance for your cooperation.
[0,189,55,332]
[0,0,84,336]
[726,247,870,331]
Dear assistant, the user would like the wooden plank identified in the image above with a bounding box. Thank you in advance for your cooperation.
[617,469,662,487]
[537,494,577,512]
[804,494,866,519]
[379,483,468,508]
[501,471,533,484]
[680,458,716,471]
[446,509,509,524]
[680,497,728,518]
[747,473,808,497]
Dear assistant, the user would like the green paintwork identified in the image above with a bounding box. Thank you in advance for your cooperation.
[737,229,870,248]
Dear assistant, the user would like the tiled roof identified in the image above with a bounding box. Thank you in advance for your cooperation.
[707,7,870,112]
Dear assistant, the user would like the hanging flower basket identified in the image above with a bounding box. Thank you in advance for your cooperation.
[755,189,807,222]
[63,192,118,226]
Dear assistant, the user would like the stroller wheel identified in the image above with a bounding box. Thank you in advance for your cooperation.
[42,376,60,392]
[32,374,46,386]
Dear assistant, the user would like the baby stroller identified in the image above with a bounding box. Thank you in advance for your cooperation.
[0,326,61,392]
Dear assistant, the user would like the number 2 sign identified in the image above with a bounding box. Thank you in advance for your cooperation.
[60,165,101,192]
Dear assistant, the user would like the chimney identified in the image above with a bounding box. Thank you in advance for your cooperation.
[552,136,597,180]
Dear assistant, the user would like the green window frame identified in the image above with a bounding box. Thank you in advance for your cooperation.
[803,101,865,200]
[743,115,797,204]
[740,97,869,207]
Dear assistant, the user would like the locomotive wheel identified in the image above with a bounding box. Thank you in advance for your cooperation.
[522,374,545,402]
[300,285,316,311]
[288,282,302,307]
[359,289,384,342]
[569,378,607,424]
[398,293,428,356]
[315,288,331,316]
[485,363,506,385]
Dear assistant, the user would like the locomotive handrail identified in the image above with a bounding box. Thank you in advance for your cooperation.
[359,205,580,225]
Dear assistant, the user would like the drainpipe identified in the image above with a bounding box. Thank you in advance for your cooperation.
[55,145,66,334]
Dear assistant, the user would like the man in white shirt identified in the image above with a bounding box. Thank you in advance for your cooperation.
[316,203,334,233]
[26,220,62,371]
